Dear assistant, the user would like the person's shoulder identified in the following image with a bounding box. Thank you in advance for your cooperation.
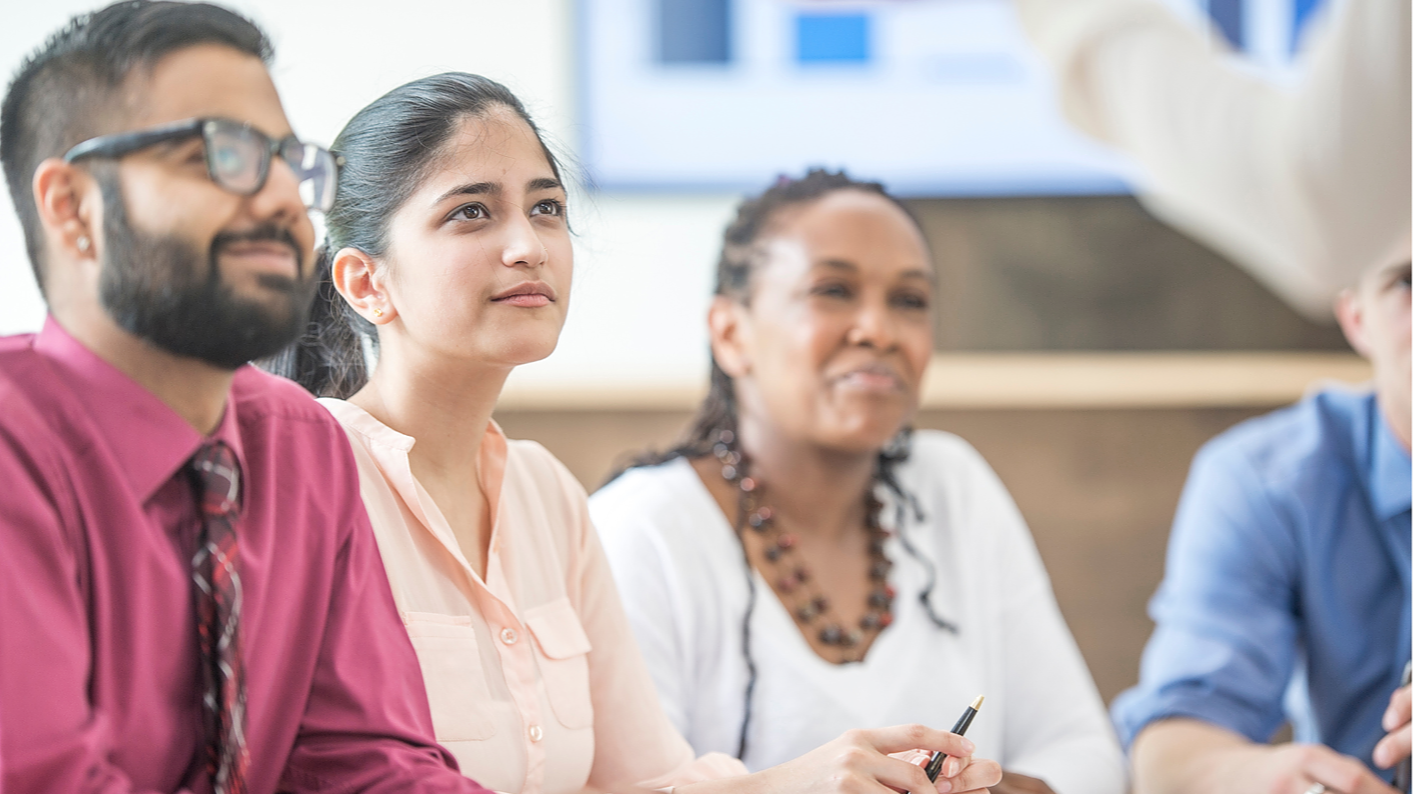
[589,457,699,518]
[231,366,346,433]
[899,428,998,487]
[0,336,64,463]
[0,332,36,361]
[504,435,583,492]
[229,367,356,471]
[0,333,52,404]
[1195,388,1366,486]
[0,334,41,401]
[907,428,986,464]
[0,334,77,451]
[590,457,722,552]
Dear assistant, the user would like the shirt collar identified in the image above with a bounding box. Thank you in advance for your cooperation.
[321,397,507,550]
[33,315,247,504]
[1370,407,1412,522]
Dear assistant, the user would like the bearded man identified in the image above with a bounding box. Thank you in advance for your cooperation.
[0,3,493,792]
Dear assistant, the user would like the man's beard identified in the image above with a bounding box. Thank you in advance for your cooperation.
[97,177,316,371]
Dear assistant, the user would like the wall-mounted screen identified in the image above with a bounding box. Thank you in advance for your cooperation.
[578,0,1330,196]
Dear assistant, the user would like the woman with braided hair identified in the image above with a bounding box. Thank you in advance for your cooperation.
[590,170,1126,794]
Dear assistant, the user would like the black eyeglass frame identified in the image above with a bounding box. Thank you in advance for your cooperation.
[62,117,343,211]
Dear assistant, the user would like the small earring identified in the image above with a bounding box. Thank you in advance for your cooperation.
[372,307,384,318]
[76,235,91,253]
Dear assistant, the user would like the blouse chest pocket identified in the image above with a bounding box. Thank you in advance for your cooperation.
[523,598,594,730]
[403,612,497,741]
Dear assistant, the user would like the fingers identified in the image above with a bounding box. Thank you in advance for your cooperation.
[1372,722,1410,769]
[1375,686,1413,769]
[941,757,1002,793]
[941,754,967,780]
[861,751,955,794]
[987,771,1055,794]
[860,724,977,759]
[1295,744,1399,794]
[1386,686,1412,731]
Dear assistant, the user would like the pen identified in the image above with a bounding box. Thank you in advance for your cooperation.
[925,695,984,783]
[1397,660,1411,793]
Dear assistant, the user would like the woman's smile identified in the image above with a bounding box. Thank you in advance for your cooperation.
[829,360,906,394]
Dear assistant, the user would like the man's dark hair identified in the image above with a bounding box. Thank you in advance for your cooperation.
[0,0,272,296]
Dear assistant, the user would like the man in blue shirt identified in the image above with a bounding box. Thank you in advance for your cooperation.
[1113,251,1412,794]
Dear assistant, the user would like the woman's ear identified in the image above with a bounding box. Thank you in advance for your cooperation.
[332,247,394,324]
[708,295,751,379]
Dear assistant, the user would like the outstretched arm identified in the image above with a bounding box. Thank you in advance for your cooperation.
[1014,0,1410,315]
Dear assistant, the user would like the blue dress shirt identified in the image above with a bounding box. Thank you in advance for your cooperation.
[1112,388,1412,777]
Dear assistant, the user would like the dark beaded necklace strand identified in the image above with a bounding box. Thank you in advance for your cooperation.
[713,430,895,663]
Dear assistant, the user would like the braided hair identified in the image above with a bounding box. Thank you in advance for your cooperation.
[612,169,956,762]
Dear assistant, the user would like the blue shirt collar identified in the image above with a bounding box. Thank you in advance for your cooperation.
[1370,407,1412,522]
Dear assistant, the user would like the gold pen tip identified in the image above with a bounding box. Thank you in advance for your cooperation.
[971,695,985,710]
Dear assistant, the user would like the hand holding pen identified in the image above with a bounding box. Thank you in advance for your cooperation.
[735,722,1000,794]
[1373,662,1411,791]
[926,696,984,782]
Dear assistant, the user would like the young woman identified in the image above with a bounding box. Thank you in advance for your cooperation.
[588,171,1128,794]
[269,74,1000,794]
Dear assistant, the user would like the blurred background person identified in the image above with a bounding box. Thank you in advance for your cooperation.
[271,74,1002,794]
[1110,245,1411,794]
[1014,0,1410,316]
[590,171,1127,794]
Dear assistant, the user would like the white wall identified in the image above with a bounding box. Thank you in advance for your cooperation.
[0,0,731,390]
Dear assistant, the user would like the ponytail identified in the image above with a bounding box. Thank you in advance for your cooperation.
[259,244,370,397]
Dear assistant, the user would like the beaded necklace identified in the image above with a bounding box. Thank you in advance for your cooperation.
[712,430,895,663]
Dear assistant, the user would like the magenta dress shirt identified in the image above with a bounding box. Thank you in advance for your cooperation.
[0,319,491,794]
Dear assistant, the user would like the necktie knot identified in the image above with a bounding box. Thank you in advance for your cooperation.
[192,441,241,519]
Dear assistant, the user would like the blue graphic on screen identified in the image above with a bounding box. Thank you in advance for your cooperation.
[1208,0,1243,48]
[1290,0,1324,51]
[1198,0,1329,54]
[580,0,1332,197]
[795,13,871,64]
[657,0,731,64]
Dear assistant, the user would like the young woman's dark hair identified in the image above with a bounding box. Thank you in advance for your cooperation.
[613,168,955,760]
[261,72,563,398]
[1,0,271,294]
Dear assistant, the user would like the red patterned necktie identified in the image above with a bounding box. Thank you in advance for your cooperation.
[189,441,249,794]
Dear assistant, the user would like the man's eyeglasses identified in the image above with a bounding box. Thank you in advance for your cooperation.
[64,117,343,213]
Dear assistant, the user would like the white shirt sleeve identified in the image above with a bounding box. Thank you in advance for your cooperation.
[941,438,1128,794]
[586,474,696,736]
[590,463,759,764]
[1014,0,1411,316]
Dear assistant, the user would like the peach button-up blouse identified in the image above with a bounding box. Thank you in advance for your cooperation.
[320,399,746,794]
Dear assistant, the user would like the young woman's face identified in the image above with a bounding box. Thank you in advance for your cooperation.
[726,189,935,454]
[381,108,571,369]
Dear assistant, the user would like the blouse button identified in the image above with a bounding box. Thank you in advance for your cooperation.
[500,627,518,645]
[528,723,544,742]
